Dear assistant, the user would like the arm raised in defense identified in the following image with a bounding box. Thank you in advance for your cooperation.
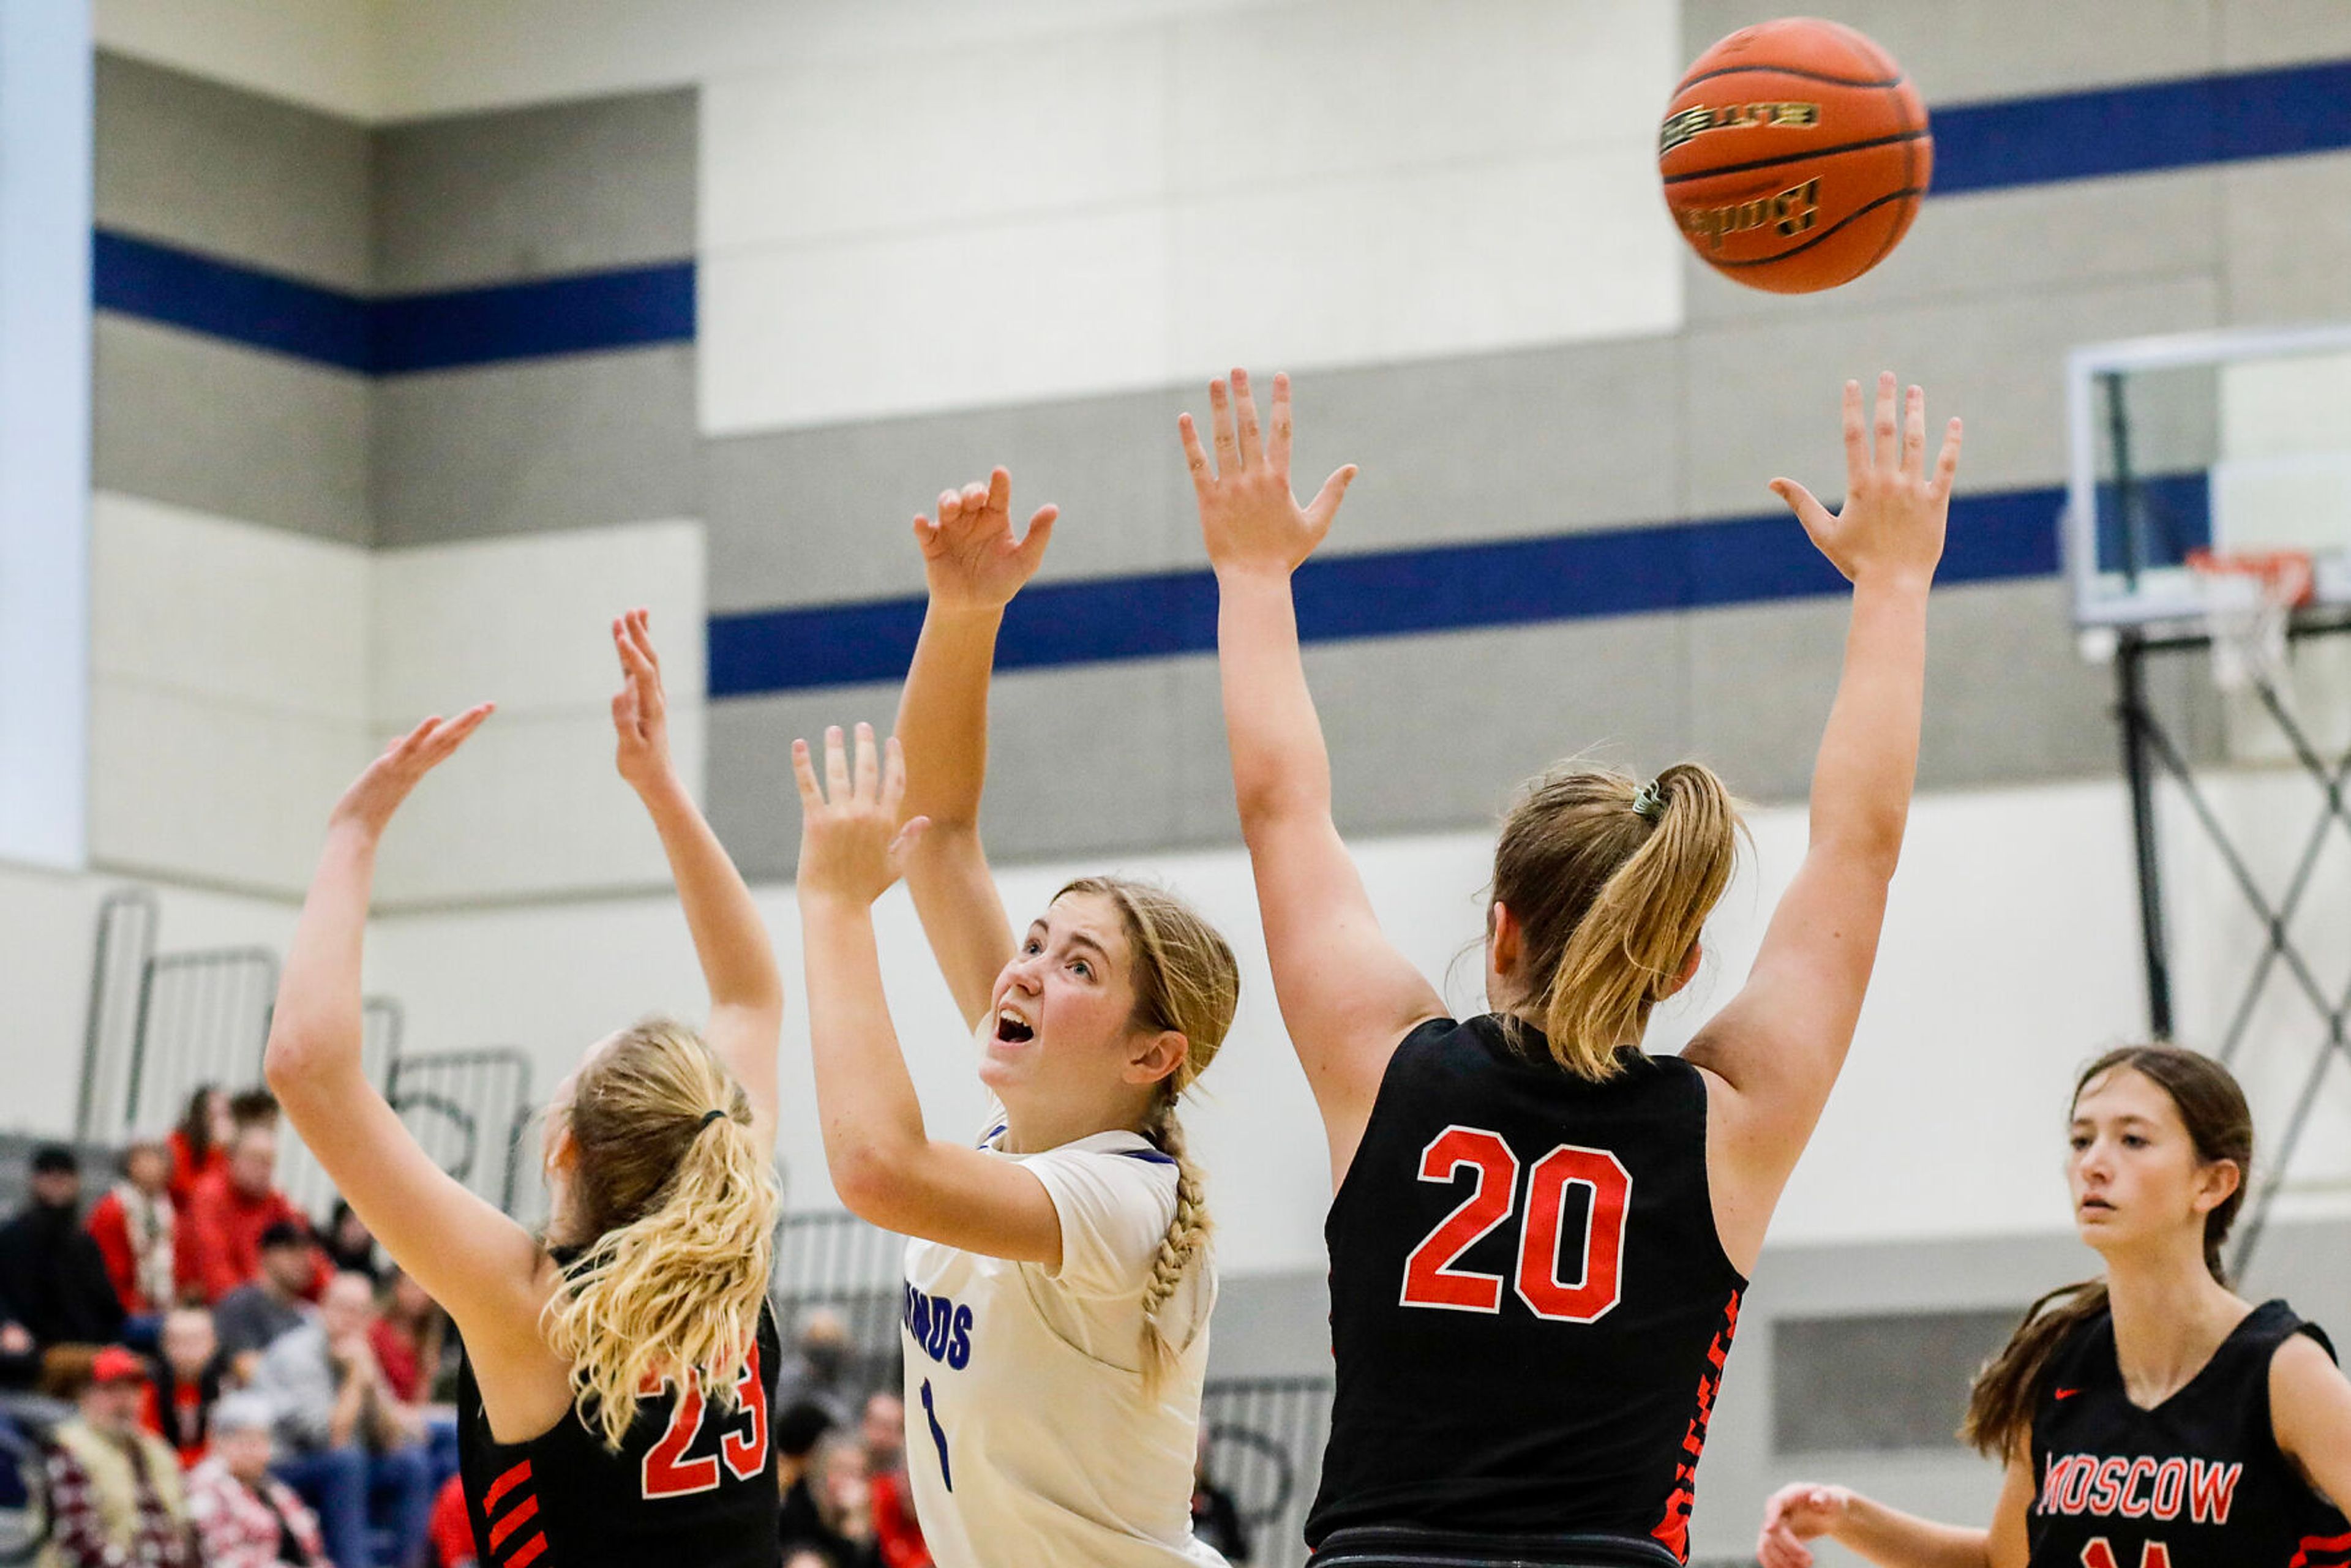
[1185,369,1445,1183]
[893,470,1057,1030]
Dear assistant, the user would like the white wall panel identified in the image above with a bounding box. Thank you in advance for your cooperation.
[1169,150,1681,380]
[369,706,704,909]
[93,0,379,119]
[89,678,372,896]
[93,493,370,724]
[700,210,1176,436]
[1168,0,1673,194]
[702,28,1170,253]
[371,520,705,720]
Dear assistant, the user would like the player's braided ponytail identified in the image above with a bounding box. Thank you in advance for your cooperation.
[1493,761,1742,1079]
[541,1018,781,1450]
[1960,1045,2251,1459]
[1057,877,1237,1397]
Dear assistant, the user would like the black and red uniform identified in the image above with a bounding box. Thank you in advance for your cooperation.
[456,1299,782,1568]
[1308,1016,1745,1567]
[2027,1298,2348,1568]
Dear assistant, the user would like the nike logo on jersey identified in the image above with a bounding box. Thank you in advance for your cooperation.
[2036,1453,2242,1525]
[2055,1387,2082,1399]
[902,1284,973,1371]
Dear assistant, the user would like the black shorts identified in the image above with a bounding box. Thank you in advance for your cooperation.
[1308,1526,1683,1568]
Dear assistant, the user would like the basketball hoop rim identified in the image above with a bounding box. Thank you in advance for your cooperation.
[2185,547,2318,609]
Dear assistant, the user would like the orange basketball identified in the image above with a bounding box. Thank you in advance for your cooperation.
[1659,17,1931,293]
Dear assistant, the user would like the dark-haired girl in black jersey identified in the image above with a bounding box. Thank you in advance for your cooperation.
[1183,367,1960,1567]
[1758,1045,2351,1568]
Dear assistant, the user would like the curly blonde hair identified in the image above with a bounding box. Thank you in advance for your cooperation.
[540,1019,780,1449]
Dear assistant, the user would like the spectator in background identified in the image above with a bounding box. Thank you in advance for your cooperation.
[177,1121,327,1305]
[184,1392,328,1568]
[39,1344,195,1568]
[422,1472,475,1568]
[167,1086,231,1210]
[87,1139,176,1323]
[368,1267,449,1405]
[772,1308,860,1432]
[321,1199,378,1282]
[858,1392,929,1568]
[212,1221,317,1375]
[1190,1429,1250,1564]
[0,1146,125,1364]
[781,1431,879,1568]
[775,1400,836,1548]
[252,1271,432,1568]
[141,1305,225,1467]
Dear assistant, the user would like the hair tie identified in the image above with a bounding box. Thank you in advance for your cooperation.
[1630,779,1667,822]
[697,1108,728,1131]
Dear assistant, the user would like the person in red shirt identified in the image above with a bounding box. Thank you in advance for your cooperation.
[175,1122,328,1304]
[140,1305,224,1467]
[366,1267,448,1405]
[860,1393,932,1568]
[422,1472,476,1568]
[86,1139,175,1319]
[166,1086,231,1211]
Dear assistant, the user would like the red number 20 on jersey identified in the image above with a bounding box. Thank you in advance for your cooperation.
[1398,1125,1631,1323]
[642,1348,770,1499]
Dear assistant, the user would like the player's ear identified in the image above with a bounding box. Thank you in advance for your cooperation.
[1659,941,1703,999]
[1487,900,1522,980]
[1125,1029,1188,1086]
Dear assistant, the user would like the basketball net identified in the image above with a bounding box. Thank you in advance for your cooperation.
[2186,547,2315,694]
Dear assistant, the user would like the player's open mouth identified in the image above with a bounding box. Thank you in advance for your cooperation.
[996,1010,1035,1045]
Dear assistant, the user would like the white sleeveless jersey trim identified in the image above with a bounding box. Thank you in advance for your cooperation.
[899,1117,1224,1568]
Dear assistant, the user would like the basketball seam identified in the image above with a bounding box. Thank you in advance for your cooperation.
[1660,129,1930,186]
[1858,102,1923,276]
[1706,187,1925,268]
[1673,63,1905,92]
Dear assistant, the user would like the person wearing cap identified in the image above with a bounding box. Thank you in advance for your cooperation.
[39,1344,195,1567]
[213,1220,323,1375]
[0,1146,124,1384]
[184,1392,329,1568]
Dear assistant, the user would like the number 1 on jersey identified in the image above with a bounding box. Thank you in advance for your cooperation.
[1398,1125,1631,1324]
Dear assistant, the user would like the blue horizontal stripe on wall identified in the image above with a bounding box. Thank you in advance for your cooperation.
[91,228,693,374]
[706,475,2212,697]
[1932,58,2351,194]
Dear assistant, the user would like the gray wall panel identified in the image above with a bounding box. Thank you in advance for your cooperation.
[1679,279,2221,519]
[94,315,370,545]
[1684,170,2222,330]
[373,89,696,293]
[2222,152,2351,328]
[372,346,697,546]
[2221,0,2351,69]
[704,386,1194,615]
[94,53,372,291]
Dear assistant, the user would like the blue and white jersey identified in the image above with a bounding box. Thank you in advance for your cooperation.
[899,1111,1223,1568]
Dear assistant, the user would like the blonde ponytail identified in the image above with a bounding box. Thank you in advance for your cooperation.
[1494,762,1742,1080]
[540,1019,781,1450]
[1054,878,1237,1396]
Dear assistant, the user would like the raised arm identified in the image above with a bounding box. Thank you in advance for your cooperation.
[893,470,1057,1030]
[2273,1329,2351,1514]
[612,608,783,1151]
[1685,373,1962,1266]
[263,707,550,1352]
[1757,1460,2030,1568]
[1184,370,1445,1182]
[793,724,1065,1263]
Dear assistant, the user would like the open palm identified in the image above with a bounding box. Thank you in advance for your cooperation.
[1180,369,1356,578]
[915,468,1058,611]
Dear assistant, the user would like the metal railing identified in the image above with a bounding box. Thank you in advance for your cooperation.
[386,1048,537,1216]
[1200,1375,1332,1568]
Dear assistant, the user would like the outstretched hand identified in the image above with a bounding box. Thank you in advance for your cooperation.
[915,468,1058,612]
[1180,369,1357,578]
[1772,371,1961,588]
[610,607,675,793]
[329,705,493,839]
[793,723,929,908]
[1754,1482,1851,1568]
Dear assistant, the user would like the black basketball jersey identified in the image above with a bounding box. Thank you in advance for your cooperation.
[456,1300,783,1568]
[2027,1299,2348,1568]
[1308,1016,1747,1562]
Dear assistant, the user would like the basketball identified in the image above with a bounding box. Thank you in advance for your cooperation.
[1659,17,1932,293]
